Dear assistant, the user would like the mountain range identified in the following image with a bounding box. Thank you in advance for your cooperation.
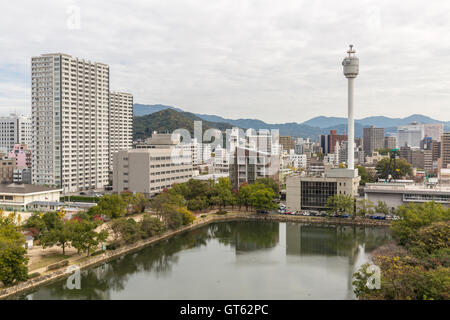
[132,104,450,139]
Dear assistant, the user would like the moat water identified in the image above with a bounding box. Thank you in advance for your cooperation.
[19,221,391,300]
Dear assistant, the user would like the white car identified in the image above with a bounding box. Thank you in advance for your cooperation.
[302,211,310,216]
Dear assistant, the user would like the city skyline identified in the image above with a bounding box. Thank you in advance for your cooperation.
[2,1,450,123]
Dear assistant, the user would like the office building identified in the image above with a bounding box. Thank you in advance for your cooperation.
[109,92,133,169]
[363,126,384,156]
[384,136,397,150]
[112,148,194,196]
[442,132,450,169]
[397,122,424,148]
[286,168,360,211]
[229,146,280,189]
[0,114,32,153]
[0,156,15,183]
[0,184,62,211]
[279,136,295,152]
[423,123,443,142]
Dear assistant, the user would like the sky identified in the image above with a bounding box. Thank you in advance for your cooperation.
[1,0,450,123]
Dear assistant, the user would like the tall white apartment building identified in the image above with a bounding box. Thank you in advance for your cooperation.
[0,114,32,153]
[109,92,133,169]
[31,53,110,192]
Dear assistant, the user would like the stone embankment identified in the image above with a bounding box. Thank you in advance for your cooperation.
[0,213,389,299]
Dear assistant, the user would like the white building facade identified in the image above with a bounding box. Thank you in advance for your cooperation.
[0,114,32,153]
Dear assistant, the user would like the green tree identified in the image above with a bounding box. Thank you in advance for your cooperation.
[96,194,127,219]
[375,201,389,215]
[215,177,233,209]
[140,215,165,238]
[249,183,277,211]
[326,194,354,215]
[391,202,450,245]
[40,221,73,255]
[356,199,375,218]
[356,165,376,185]
[0,213,29,285]
[69,220,108,256]
[376,157,412,180]
[255,177,280,195]
[237,183,252,211]
[110,218,142,244]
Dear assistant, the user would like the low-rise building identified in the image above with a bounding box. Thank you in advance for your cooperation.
[0,184,62,211]
[286,168,360,211]
[364,182,450,209]
[112,148,194,196]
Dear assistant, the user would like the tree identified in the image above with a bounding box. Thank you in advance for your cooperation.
[215,177,233,209]
[249,183,277,211]
[356,199,375,218]
[375,201,389,215]
[96,194,127,219]
[376,158,412,180]
[255,178,280,195]
[69,220,108,256]
[356,165,376,186]
[110,218,142,244]
[140,215,165,238]
[40,222,73,255]
[0,213,28,285]
[237,183,252,211]
[177,207,195,225]
[391,202,450,245]
[326,194,354,215]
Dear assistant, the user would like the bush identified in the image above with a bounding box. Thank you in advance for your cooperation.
[110,218,142,244]
[46,259,69,271]
[106,242,121,251]
[140,215,165,238]
[200,214,207,218]
[28,272,41,279]
[215,210,227,215]
[166,211,183,230]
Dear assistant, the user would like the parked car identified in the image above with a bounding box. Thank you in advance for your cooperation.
[302,212,310,216]
[341,214,350,218]
[392,215,400,220]
[257,210,269,214]
[79,192,87,195]
[319,211,328,217]
[284,211,293,215]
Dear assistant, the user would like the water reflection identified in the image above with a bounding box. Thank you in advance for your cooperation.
[19,221,390,300]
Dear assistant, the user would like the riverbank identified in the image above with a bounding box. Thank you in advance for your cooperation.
[0,212,390,299]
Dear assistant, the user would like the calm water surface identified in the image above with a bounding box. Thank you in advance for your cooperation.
[20,221,391,300]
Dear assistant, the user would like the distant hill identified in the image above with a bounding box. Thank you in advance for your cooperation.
[133,103,450,140]
[133,109,234,140]
[303,114,450,131]
[133,104,183,116]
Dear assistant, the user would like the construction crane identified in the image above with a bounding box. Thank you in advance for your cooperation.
[384,148,401,182]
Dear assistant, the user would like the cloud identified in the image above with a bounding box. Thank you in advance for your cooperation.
[1,0,450,123]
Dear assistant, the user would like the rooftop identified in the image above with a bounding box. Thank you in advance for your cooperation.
[0,184,62,194]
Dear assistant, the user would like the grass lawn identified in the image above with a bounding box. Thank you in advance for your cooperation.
[28,254,71,272]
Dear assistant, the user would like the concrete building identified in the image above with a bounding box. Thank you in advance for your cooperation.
[364,182,450,209]
[0,184,62,211]
[229,146,280,189]
[112,148,194,196]
[31,53,132,192]
[397,122,424,148]
[442,132,450,169]
[8,144,31,169]
[0,114,32,153]
[363,126,385,156]
[109,92,133,169]
[0,156,15,183]
[32,53,110,191]
[384,136,397,150]
[279,136,295,152]
[423,123,443,142]
[286,168,360,211]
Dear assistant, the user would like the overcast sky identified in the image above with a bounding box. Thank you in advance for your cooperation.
[1,0,450,123]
